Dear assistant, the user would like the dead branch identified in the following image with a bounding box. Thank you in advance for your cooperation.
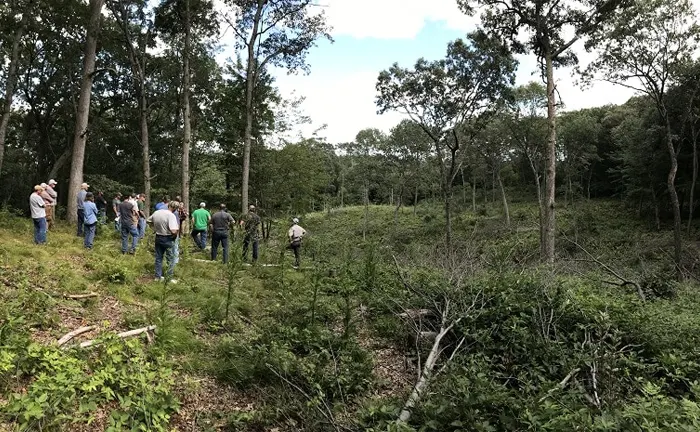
[57,325,97,347]
[564,237,645,301]
[538,368,581,403]
[78,325,156,348]
[65,292,98,299]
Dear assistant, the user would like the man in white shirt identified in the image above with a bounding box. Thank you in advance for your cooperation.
[45,179,58,229]
[286,217,307,268]
[147,201,180,282]
[39,183,55,229]
[29,185,47,245]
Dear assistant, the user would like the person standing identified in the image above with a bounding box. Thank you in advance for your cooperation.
[286,217,307,268]
[137,194,147,239]
[76,182,89,237]
[148,201,180,283]
[190,202,211,250]
[95,191,107,224]
[30,185,47,245]
[46,179,58,229]
[210,204,235,263]
[83,192,99,249]
[241,205,261,262]
[119,194,139,254]
[39,183,55,230]
[112,192,122,231]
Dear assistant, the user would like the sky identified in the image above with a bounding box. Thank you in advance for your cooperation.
[217,0,641,144]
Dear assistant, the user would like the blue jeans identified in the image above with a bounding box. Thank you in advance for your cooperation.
[138,217,146,239]
[77,209,85,236]
[211,231,229,263]
[121,223,139,253]
[191,229,207,249]
[154,235,175,278]
[33,217,47,244]
[243,236,258,261]
[84,223,96,248]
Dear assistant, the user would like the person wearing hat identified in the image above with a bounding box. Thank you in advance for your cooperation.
[136,194,147,239]
[240,204,261,262]
[119,192,140,254]
[29,185,47,245]
[190,202,211,250]
[39,183,55,230]
[76,182,89,237]
[210,204,235,263]
[46,179,58,228]
[83,192,99,249]
[95,191,108,224]
[286,217,307,268]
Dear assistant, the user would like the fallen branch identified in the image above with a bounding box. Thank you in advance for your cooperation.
[564,237,645,301]
[79,325,156,348]
[538,368,581,403]
[65,292,98,299]
[57,325,97,347]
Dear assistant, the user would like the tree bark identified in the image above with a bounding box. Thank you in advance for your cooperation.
[0,3,29,177]
[140,92,151,215]
[67,0,105,224]
[181,0,192,214]
[688,122,698,234]
[664,116,682,276]
[47,145,72,182]
[241,0,265,215]
[497,170,510,228]
[543,51,557,263]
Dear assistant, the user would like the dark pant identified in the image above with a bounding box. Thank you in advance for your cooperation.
[243,235,258,261]
[33,217,47,244]
[286,241,301,266]
[154,235,174,278]
[84,223,97,249]
[77,209,85,236]
[121,223,139,253]
[191,229,207,249]
[211,231,229,263]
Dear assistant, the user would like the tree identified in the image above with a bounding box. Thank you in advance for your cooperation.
[0,0,33,177]
[108,0,155,214]
[225,0,331,215]
[459,0,629,262]
[475,117,512,227]
[376,31,516,249]
[585,0,700,274]
[67,0,106,224]
[558,110,602,203]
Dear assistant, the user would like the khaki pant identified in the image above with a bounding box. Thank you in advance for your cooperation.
[45,205,54,229]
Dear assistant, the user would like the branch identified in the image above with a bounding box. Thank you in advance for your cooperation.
[65,292,98,299]
[538,368,581,403]
[79,325,157,348]
[57,325,97,347]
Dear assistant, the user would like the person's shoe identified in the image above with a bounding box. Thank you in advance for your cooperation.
[128,250,135,255]
[155,276,165,282]
[169,279,178,284]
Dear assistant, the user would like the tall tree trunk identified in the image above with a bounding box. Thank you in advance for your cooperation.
[0,4,29,177]
[181,0,191,214]
[444,188,452,249]
[497,170,510,228]
[664,117,682,277]
[140,92,151,216]
[67,0,105,224]
[543,51,557,263]
[48,145,72,181]
[687,124,698,234]
[241,0,265,215]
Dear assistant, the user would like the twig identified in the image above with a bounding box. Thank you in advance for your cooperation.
[79,325,157,348]
[538,368,581,403]
[57,325,97,347]
[65,292,98,299]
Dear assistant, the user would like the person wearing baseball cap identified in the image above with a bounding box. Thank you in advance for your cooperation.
[76,182,89,237]
[285,217,307,268]
[39,183,55,230]
[190,202,211,250]
[30,185,47,244]
[240,204,261,262]
[45,180,58,229]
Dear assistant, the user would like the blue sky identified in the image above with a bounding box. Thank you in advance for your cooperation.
[218,0,639,144]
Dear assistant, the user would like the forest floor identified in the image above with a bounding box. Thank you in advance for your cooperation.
[2,200,700,431]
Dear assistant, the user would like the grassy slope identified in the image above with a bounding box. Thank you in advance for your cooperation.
[1,199,700,430]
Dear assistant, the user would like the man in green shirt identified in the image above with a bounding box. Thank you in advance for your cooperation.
[190,202,211,250]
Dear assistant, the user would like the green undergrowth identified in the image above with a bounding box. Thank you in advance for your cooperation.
[1,201,700,430]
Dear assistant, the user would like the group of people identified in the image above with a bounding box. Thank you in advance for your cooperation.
[29,183,308,283]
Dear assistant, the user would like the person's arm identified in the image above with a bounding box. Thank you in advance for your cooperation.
[168,213,179,236]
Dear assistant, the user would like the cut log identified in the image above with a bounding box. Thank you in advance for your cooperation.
[57,325,97,347]
[79,325,156,348]
[65,292,98,299]
[397,309,433,320]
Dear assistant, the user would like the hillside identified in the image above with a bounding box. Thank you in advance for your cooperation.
[2,201,700,431]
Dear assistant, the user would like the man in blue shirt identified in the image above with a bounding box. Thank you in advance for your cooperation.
[76,182,89,237]
[83,192,99,249]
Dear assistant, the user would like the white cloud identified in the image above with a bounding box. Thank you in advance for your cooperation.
[323,0,478,39]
